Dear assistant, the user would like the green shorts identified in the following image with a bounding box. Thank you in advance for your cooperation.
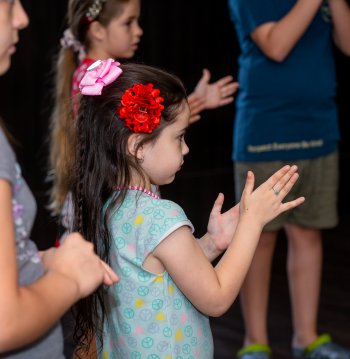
[234,152,339,231]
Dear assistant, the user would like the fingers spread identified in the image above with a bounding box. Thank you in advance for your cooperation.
[216,75,234,87]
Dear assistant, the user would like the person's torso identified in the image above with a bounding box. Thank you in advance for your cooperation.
[100,190,214,358]
[228,0,339,161]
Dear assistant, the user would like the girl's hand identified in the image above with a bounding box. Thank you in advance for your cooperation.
[240,165,305,227]
[206,193,240,252]
[187,94,205,123]
[191,69,239,112]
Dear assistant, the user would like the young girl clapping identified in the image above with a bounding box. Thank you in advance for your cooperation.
[71,59,304,358]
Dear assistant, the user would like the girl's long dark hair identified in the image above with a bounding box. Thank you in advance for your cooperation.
[71,63,187,355]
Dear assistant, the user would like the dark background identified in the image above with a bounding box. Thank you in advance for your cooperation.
[0,1,349,357]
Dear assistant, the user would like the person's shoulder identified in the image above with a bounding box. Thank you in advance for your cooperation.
[158,198,185,212]
[0,127,15,157]
[154,198,192,225]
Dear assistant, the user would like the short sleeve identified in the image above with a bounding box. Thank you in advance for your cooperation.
[228,0,279,36]
[109,195,194,262]
[0,128,16,184]
[140,199,194,258]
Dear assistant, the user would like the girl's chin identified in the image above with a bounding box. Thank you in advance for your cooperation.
[0,58,11,76]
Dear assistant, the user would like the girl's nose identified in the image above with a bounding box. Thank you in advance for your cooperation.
[136,22,143,37]
[14,1,29,30]
[183,141,190,156]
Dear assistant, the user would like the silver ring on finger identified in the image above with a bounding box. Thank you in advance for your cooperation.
[272,187,280,196]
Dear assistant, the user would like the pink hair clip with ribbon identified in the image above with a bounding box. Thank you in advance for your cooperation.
[79,58,123,96]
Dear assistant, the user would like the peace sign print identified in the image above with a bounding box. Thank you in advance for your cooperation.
[182,344,191,355]
[141,336,154,349]
[127,336,138,348]
[152,299,163,311]
[121,266,132,278]
[191,336,198,346]
[143,206,154,215]
[124,280,136,292]
[122,222,132,234]
[131,351,141,359]
[173,298,183,310]
[148,225,162,239]
[120,322,131,335]
[139,308,152,321]
[123,307,134,319]
[184,325,193,337]
[138,270,151,282]
[146,354,160,359]
[137,286,149,296]
[147,322,160,334]
[163,327,172,338]
[115,236,125,250]
[152,208,165,220]
[156,340,170,353]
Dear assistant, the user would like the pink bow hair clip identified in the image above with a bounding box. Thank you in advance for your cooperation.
[79,58,123,96]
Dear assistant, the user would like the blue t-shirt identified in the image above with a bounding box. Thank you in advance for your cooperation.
[228,0,339,161]
[100,190,214,359]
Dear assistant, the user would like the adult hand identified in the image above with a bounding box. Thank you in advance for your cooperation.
[42,233,119,299]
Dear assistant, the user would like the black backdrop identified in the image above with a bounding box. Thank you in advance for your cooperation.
[0,0,349,249]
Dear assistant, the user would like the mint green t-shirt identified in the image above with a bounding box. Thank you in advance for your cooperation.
[101,190,214,359]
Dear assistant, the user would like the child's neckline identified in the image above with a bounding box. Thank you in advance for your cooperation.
[114,185,160,200]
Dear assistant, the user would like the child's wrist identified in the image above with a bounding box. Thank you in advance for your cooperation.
[239,211,265,232]
[47,270,81,302]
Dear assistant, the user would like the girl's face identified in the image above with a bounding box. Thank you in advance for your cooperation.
[140,101,190,187]
[99,0,143,59]
[0,0,28,75]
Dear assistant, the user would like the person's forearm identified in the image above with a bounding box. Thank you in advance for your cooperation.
[330,0,350,55]
[0,271,79,352]
[197,233,223,262]
[253,0,323,61]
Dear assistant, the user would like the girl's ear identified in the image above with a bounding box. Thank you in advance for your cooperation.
[88,21,107,42]
[127,134,144,160]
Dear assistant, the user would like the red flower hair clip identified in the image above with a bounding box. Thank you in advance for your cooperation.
[118,83,164,133]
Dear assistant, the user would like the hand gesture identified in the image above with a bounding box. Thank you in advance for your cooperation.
[240,165,305,227]
[187,94,205,123]
[42,233,119,299]
[190,68,239,114]
[206,193,240,252]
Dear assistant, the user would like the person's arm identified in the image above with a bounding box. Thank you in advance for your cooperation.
[251,0,323,62]
[151,165,304,317]
[0,179,118,352]
[329,0,350,55]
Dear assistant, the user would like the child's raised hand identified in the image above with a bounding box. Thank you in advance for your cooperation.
[187,94,205,123]
[206,193,240,252]
[240,165,305,227]
[192,69,239,111]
